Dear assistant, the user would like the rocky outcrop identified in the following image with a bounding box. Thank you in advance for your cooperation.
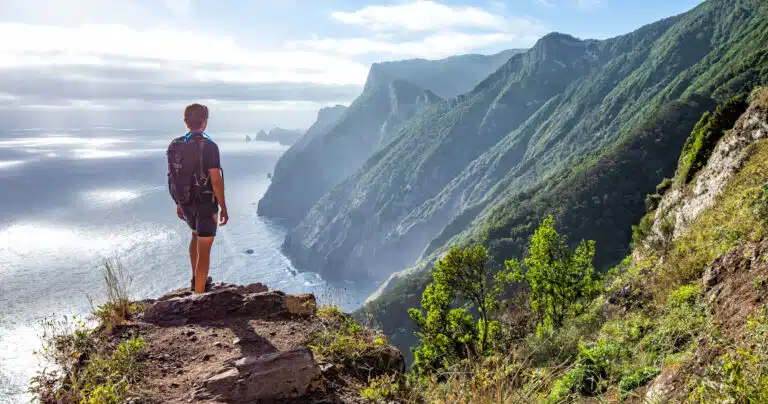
[194,347,322,403]
[645,237,768,402]
[651,106,768,241]
[127,283,404,403]
[144,283,316,326]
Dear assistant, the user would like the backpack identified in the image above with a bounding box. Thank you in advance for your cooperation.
[167,133,210,205]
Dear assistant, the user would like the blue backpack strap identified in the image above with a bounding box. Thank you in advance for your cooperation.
[184,131,214,143]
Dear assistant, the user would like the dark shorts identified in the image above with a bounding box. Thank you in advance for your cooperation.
[180,203,219,237]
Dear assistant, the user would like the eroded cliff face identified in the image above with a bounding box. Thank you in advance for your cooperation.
[257,51,521,225]
[643,106,768,250]
[256,74,442,224]
[624,100,768,401]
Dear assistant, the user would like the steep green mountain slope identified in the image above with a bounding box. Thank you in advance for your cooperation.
[284,31,633,283]
[289,0,768,286]
[382,90,768,402]
[257,51,523,223]
[331,0,766,357]
[257,77,441,222]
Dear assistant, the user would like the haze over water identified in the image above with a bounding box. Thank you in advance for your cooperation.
[0,130,367,403]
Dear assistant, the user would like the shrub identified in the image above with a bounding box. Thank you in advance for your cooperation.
[656,178,673,195]
[645,193,663,212]
[631,214,655,248]
[310,305,394,379]
[360,374,400,402]
[409,245,513,376]
[506,216,601,336]
[752,183,768,221]
[29,325,148,403]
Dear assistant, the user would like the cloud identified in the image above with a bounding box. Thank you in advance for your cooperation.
[332,0,509,32]
[297,1,546,59]
[0,22,368,112]
[292,31,538,59]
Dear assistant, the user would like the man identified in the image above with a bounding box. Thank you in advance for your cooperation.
[167,103,229,293]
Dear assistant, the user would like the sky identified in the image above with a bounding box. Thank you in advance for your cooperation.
[0,0,704,131]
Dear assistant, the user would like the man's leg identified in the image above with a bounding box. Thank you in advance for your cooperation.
[194,236,214,293]
[189,232,198,277]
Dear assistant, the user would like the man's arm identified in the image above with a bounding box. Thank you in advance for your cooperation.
[209,168,228,225]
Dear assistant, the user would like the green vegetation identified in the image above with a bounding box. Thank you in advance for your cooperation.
[690,308,768,402]
[30,260,149,403]
[380,90,768,401]
[678,95,749,184]
[408,245,512,376]
[506,217,600,335]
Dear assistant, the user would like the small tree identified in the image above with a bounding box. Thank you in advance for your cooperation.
[408,245,511,376]
[506,216,600,336]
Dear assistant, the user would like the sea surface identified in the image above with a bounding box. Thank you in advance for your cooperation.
[0,129,367,403]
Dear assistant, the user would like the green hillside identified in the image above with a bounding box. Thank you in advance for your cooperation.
[353,0,768,361]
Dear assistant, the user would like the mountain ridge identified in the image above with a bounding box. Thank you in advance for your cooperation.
[257,49,527,224]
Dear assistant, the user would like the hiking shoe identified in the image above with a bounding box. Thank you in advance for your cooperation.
[190,276,213,292]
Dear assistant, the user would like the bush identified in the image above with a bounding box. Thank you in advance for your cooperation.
[360,374,401,402]
[310,305,395,379]
[645,193,663,212]
[507,216,601,336]
[656,178,673,195]
[753,183,768,221]
[409,245,512,376]
[631,214,655,248]
[29,325,148,403]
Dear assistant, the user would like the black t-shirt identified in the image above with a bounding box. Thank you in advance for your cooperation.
[189,133,221,204]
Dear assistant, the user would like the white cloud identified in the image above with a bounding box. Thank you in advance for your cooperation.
[292,31,538,59]
[0,23,368,86]
[300,1,546,59]
[332,0,509,32]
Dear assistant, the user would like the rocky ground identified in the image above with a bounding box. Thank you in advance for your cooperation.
[114,282,402,403]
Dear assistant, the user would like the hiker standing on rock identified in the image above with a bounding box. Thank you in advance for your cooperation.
[167,103,229,293]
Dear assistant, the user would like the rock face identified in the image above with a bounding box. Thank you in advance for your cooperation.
[194,347,322,403]
[144,283,316,326]
[651,106,768,241]
[257,77,442,224]
[257,50,521,225]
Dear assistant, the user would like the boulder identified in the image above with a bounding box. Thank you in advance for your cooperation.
[194,347,322,403]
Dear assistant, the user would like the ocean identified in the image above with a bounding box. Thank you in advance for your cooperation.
[0,129,367,403]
